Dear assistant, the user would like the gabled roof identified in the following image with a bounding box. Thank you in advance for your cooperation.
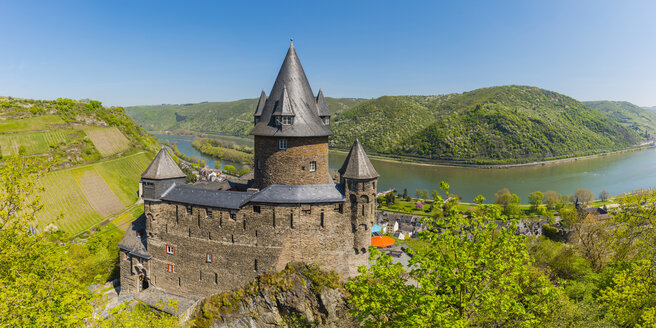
[254,90,267,117]
[316,89,330,117]
[339,139,379,179]
[118,215,151,259]
[160,183,254,210]
[248,184,345,204]
[141,148,186,180]
[251,44,333,137]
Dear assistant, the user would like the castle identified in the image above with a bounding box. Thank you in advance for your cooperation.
[118,44,379,298]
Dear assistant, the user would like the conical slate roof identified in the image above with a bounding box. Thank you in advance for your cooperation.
[339,139,379,179]
[251,44,333,137]
[141,148,186,180]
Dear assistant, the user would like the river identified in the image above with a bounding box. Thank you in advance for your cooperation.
[155,134,656,202]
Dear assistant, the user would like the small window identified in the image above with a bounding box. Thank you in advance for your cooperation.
[254,259,258,271]
[214,273,218,284]
[136,231,141,237]
[167,264,174,273]
[322,116,330,125]
[257,160,261,170]
[279,139,287,150]
[282,116,293,125]
[186,206,192,215]
[309,161,316,172]
[320,211,325,228]
[207,208,213,218]
[302,204,311,215]
[334,203,343,213]
[275,116,281,125]
[253,205,261,213]
[290,213,294,229]
[166,245,175,255]
[206,252,213,263]
[230,212,237,220]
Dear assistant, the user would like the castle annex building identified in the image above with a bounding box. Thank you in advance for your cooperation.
[119,44,379,298]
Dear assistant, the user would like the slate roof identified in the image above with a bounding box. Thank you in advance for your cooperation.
[141,148,186,180]
[339,139,379,179]
[118,215,151,259]
[160,183,254,209]
[254,90,267,118]
[251,44,333,137]
[316,89,330,117]
[249,184,345,204]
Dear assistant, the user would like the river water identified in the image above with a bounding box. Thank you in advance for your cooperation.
[156,134,656,202]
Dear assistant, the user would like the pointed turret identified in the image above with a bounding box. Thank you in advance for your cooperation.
[339,139,379,180]
[251,44,332,137]
[272,85,295,116]
[253,90,267,124]
[316,89,330,125]
[141,148,186,200]
[141,148,185,180]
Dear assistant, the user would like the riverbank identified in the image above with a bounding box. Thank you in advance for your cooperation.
[331,144,656,169]
[152,130,653,169]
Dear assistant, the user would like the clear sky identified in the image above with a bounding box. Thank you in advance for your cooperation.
[0,0,655,107]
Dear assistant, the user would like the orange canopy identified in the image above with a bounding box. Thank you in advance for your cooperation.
[371,236,395,248]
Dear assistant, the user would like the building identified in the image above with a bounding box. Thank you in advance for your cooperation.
[118,44,379,298]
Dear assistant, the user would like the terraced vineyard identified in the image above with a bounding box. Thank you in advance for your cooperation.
[0,130,68,156]
[0,114,64,132]
[84,127,131,156]
[35,152,153,233]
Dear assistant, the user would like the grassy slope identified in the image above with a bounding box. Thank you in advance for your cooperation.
[584,100,656,137]
[331,86,641,163]
[0,96,157,233]
[125,97,366,136]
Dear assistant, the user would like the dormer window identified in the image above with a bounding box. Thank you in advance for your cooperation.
[281,116,294,125]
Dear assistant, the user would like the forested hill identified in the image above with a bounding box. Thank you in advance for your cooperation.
[125,97,366,136]
[584,100,656,137]
[330,86,641,163]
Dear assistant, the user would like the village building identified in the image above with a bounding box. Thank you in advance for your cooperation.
[118,44,379,299]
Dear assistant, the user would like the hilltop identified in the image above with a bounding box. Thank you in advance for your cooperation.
[584,100,656,138]
[125,97,365,136]
[0,96,158,234]
[331,86,641,163]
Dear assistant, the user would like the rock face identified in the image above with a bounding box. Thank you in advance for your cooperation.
[193,263,357,328]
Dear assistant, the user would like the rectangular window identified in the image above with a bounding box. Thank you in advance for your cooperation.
[290,213,294,229]
[334,203,342,213]
[302,204,311,215]
[186,206,192,215]
[230,212,237,220]
[320,211,325,228]
[323,116,330,125]
[282,116,293,125]
[309,161,316,172]
[206,252,213,263]
[253,205,261,213]
[207,208,213,218]
[166,245,175,255]
[278,139,287,150]
[257,160,261,170]
[275,116,281,125]
[167,264,174,273]
[214,273,218,284]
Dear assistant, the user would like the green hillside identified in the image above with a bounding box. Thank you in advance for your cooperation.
[125,97,366,136]
[584,100,656,137]
[0,96,157,233]
[331,86,641,163]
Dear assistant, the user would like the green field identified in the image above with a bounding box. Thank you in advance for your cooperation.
[0,114,64,132]
[0,130,68,156]
[35,152,153,233]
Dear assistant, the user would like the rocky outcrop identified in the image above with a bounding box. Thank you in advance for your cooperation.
[192,263,357,328]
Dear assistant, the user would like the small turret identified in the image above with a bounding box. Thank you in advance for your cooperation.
[316,89,330,125]
[339,139,379,255]
[140,148,186,200]
[253,90,267,124]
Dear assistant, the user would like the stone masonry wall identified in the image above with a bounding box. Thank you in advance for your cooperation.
[253,136,331,189]
[144,199,366,297]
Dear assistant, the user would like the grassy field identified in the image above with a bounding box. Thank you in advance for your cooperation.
[111,206,145,232]
[84,127,130,156]
[35,152,153,234]
[0,114,64,132]
[0,130,68,156]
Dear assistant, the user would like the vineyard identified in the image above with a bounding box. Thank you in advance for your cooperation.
[0,130,68,156]
[84,127,131,156]
[35,152,153,234]
[0,114,64,132]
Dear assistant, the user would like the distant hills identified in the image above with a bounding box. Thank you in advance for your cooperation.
[126,85,652,164]
[125,97,365,136]
[584,101,656,137]
[643,106,656,112]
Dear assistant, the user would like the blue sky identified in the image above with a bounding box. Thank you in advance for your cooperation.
[0,0,655,107]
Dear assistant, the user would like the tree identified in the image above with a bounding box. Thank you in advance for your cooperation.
[431,189,439,201]
[599,189,610,202]
[528,191,544,211]
[0,156,93,326]
[572,188,594,204]
[544,190,562,210]
[474,194,486,205]
[347,183,565,327]
[402,188,408,200]
[494,187,511,206]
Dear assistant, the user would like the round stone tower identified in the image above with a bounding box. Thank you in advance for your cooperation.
[251,44,333,189]
[339,139,379,255]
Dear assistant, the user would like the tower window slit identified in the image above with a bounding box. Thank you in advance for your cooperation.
[320,211,325,228]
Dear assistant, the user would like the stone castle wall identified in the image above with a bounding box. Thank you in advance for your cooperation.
[144,199,367,297]
[253,136,331,189]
